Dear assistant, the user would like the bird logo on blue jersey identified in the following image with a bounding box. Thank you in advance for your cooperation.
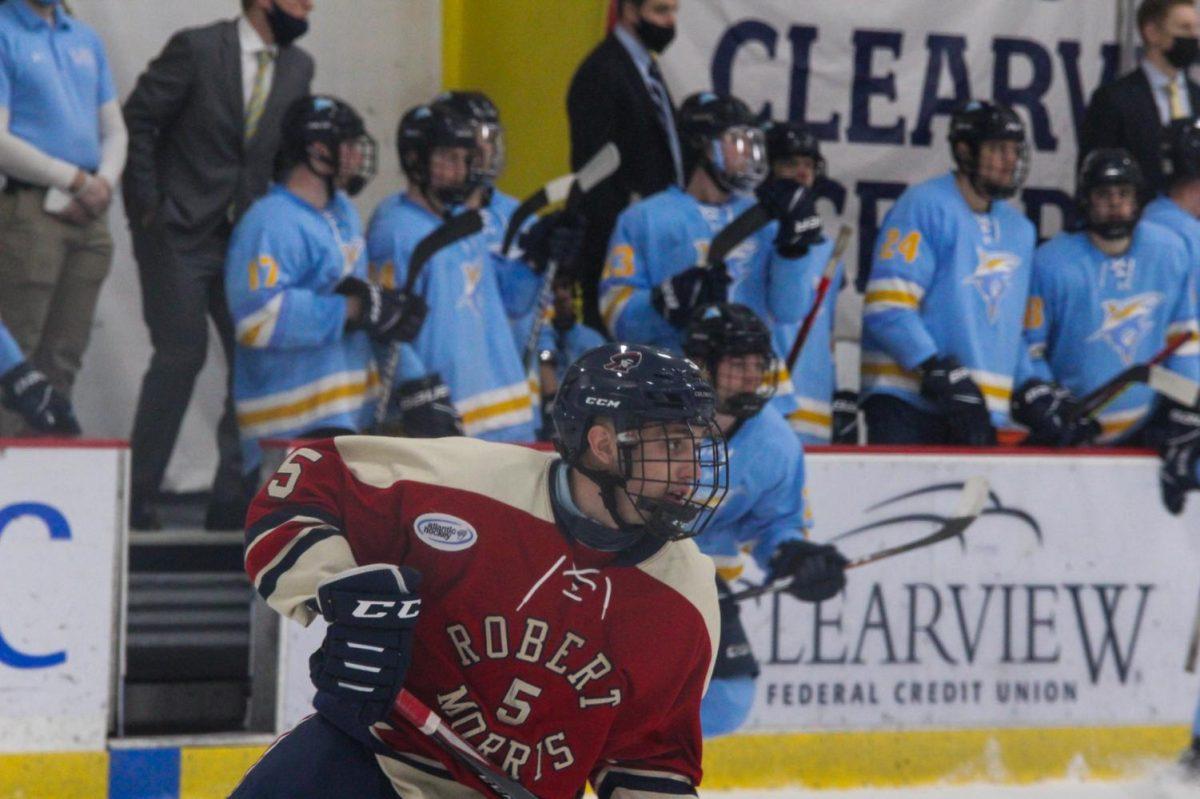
[456,260,484,314]
[1088,292,1164,365]
[962,247,1022,323]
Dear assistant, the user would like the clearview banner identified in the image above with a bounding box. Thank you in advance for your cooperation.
[741,452,1200,731]
[658,0,1119,283]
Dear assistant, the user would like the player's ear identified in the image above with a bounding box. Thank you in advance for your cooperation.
[585,421,619,471]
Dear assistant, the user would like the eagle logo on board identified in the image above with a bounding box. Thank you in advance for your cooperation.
[604,350,643,373]
[1088,292,1163,366]
[963,247,1022,323]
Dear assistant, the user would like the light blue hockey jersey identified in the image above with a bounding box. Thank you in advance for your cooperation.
[1019,222,1200,443]
[692,406,812,583]
[225,185,375,458]
[598,186,813,350]
[1143,196,1200,316]
[0,322,23,377]
[481,189,544,349]
[772,236,844,442]
[366,193,537,442]
[862,172,1036,426]
[537,321,607,382]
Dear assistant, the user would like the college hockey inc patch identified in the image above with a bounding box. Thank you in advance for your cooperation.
[413,513,478,552]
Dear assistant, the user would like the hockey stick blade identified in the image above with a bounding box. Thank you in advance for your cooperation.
[1148,365,1200,408]
[500,142,619,255]
[784,224,852,373]
[390,689,540,799]
[706,204,772,268]
[731,476,990,602]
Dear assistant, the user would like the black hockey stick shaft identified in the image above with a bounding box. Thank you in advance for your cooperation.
[730,476,990,603]
[706,203,772,268]
[390,688,540,799]
[1068,332,1194,424]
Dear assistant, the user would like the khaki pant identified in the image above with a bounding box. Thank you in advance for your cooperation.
[0,187,113,435]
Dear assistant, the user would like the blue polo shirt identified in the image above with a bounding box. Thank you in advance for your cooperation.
[0,1,116,171]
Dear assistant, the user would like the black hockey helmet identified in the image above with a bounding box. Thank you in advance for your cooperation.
[1076,148,1145,240]
[948,99,1028,200]
[683,303,778,419]
[677,92,767,193]
[553,343,729,546]
[277,95,377,196]
[397,102,482,205]
[431,90,506,185]
[764,120,826,182]
[1163,116,1200,186]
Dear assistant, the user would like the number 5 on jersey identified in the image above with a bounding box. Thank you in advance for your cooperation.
[268,447,323,499]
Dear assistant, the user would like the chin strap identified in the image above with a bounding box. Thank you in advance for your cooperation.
[569,463,647,552]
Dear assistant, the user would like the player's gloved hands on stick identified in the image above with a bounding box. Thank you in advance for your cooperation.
[310,564,422,726]
[0,362,81,435]
[919,355,996,446]
[382,374,464,438]
[336,277,428,344]
[755,178,822,259]
[830,390,859,445]
[650,265,731,328]
[520,210,586,276]
[1150,401,1200,515]
[1010,379,1098,446]
[768,539,847,602]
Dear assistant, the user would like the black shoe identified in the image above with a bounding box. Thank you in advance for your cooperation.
[204,496,249,531]
[129,497,162,531]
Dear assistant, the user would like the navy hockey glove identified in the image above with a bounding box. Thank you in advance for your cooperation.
[311,564,422,726]
[381,374,464,438]
[768,539,847,603]
[755,178,822,259]
[1148,401,1200,515]
[650,265,731,328]
[830,390,859,445]
[1011,379,1098,446]
[0,362,80,435]
[919,355,996,446]
[519,210,586,276]
[336,277,428,344]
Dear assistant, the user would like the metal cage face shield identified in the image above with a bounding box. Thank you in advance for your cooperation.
[428,144,484,206]
[709,126,768,194]
[714,352,779,419]
[970,139,1029,200]
[474,121,506,185]
[613,420,729,542]
[340,134,378,197]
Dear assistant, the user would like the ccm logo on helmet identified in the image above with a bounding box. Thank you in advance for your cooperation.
[352,598,422,620]
[585,397,621,408]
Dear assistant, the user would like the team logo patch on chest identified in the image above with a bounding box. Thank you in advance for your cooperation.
[1088,292,1164,366]
[962,247,1022,323]
[413,513,478,551]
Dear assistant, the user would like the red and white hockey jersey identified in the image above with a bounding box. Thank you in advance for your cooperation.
[245,435,719,799]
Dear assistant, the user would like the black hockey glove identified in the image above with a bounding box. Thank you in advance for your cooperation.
[336,277,428,344]
[768,539,847,603]
[919,355,996,446]
[830,390,859,445]
[650,265,731,328]
[755,178,822,259]
[713,577,759,679]
[0,362,80,435]
[1159,418,1200,516]
[381,374,464,438]
[310,564,421,726]
[1010,379,1098,446]
[519,210,586,276]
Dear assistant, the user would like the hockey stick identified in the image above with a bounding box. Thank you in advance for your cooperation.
[1186,585,1200,673]
[783,224,852,373]
[519,148,622,369]
[1067,332,1195,425]
[730,476,990,603]
[705,203,772,269]
[373,210,485,428]
[501,143,620,257]
[389,688,539,799]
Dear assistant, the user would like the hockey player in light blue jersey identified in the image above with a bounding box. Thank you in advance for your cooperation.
[226,96,426,468]
[0,320,78,435]
[368,101,580,442]
[1018,149,1200,446]
[682,304,847,737]
[1144,117,1200,321]
[763,120,853,443]
[598,93,823,360]
[535,275,606,438]
[862,100,1037,445]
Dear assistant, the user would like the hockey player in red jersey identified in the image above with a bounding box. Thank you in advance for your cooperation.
[231,342,729,799]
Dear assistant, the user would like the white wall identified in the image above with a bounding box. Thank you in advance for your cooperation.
[69,0,441,491]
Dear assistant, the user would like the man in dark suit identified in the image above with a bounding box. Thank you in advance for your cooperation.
[122,0,314,530]
[1080,0,1200,196]
[567,0,683,332]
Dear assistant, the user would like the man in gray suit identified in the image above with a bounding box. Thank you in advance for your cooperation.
[122,0,314,530]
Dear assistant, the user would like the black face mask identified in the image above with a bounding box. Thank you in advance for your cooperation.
[634,15,675,54]
[266,2,309,47]
[1166,36,1200,70]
